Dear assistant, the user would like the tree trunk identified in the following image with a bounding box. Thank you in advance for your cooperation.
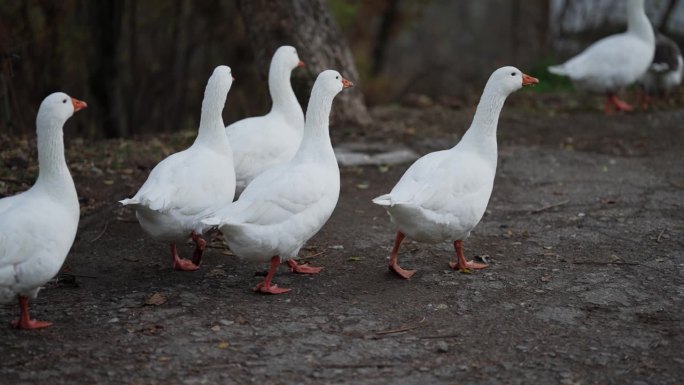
[371,0,400,76]
[237,0,372,127]
[88,0,124,137]
[659,0,679,31]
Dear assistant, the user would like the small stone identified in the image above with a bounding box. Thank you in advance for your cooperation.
[435,341,449,353]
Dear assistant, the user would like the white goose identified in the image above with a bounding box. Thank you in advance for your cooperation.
[548,0,655,114]
[227,45,305,195]
[373,67,538,279]
[203,70,352,294]
[0,92,86,329]
[638,31,683,102]
[120,66,236,271]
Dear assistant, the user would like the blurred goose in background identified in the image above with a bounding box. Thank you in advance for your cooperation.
[227,45,305,196]
[203,70,352,294]
[120,66,236,271]
[0,92,86,329]
[548,0,655,114]
[373,67,538,279]
[638,31,683,104]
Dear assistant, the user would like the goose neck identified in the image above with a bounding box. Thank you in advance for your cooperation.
[269,64,304,128]
[35,112,73,189]
[293,87,336,162]
[195,83,230,150]
[463,87,507,143]
[627,0,654,43]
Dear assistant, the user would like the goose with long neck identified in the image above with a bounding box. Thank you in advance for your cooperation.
[548,0,655,114]
[120,65,236,272]
[226,45,305,195]
[373,67,538,279]
[203,70,353,294]
[0,92,86,329]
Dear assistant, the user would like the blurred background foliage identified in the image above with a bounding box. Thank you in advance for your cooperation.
[0,0,682,137]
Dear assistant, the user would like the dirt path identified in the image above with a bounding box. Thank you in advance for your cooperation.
[1,104,683,384]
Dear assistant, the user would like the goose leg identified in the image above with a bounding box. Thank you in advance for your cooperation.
[286,259,322,274]
[171,243,199,271]
[449,240,488,272]
[605,93,634,114]
[603,97,613,115]
[10,295,52,330]
[254,256,291,294]
[190,231,206,266]
[639,89,651,110]
[388,231,416,279]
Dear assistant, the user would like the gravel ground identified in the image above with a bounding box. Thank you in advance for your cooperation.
[1,98,683,384]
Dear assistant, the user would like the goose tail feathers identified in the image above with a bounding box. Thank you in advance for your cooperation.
[372,194,393,207]
[547,64,568,76]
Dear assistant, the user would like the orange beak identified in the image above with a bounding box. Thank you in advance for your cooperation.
[341,78,354,88]
[522,73,539,86]
[71,97,87,112]
[297,60,305,67]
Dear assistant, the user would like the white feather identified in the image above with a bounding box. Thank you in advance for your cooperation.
[227,46,305,196]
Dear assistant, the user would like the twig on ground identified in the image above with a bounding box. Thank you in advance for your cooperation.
[60,272,99,279]
[418,334,461,339]
[571,261,639,266]
[313,362,396,369]
[89,220,109,242]
[374,317,427,336]
[301,250,327,260]
[656,229,665,243]
[530,199,569,214]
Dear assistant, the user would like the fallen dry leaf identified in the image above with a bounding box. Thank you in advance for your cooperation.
[145,292,166,306]
[207,268,226,278]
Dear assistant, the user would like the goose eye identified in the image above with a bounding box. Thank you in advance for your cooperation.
[511,72,516,76]
[335,76,339,80]
[62,99,67,103]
